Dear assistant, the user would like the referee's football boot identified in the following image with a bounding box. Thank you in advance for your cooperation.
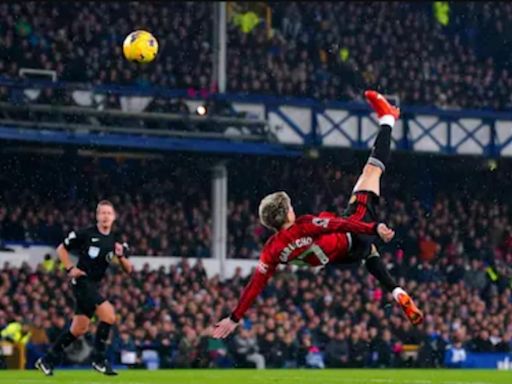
[92,359,118,376]
[35,356,54,376]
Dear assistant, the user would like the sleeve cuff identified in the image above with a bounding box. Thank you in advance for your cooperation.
[229,313,240,323]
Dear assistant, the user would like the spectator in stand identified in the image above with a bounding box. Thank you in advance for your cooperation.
[173,326,200,368]
[468,329,494,352]
[25,317,50,369]
[324,331,349,368]
[232,328,265,369]
[419,234,440,263]
[348,326,369,368]
[368,328,395,368]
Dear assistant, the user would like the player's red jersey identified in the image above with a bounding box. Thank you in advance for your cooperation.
[230,213,378,321]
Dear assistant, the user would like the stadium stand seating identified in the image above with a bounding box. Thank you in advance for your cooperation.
[1,2,512,109]
[1,152,512,368]
[2,153,511,262]
[1,255,510,369]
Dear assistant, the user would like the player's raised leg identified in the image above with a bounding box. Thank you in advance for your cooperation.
[352,90,400,196]
[351,91,423,325]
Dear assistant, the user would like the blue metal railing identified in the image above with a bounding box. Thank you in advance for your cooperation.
[1,77,512,157]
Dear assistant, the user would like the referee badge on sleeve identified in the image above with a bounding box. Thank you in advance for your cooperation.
[88,246,100,259]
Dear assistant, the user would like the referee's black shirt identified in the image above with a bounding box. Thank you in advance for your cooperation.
[63,226,123,282]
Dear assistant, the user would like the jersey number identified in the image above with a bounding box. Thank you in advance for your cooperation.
[291,244,329,266]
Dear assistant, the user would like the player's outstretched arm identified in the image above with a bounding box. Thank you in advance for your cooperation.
[212,261,276,339]
[305,216,395,242]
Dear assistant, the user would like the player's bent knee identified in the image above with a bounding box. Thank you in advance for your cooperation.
[363,163,383,176]
[71,315,90,325]
[353,170,381,195]
[96,303,116,324]
[354,190,380,199]
[103,313,116,324]
[70,320,89,336]
[97,311,116,324]
[366,244,380,260]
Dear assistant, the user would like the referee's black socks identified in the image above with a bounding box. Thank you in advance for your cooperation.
[47,330,77,363]
[93,321,112,362]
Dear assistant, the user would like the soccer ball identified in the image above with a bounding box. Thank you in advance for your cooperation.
[123,30,158,63]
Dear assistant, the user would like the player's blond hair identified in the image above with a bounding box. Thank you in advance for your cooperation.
[258,191,291,231]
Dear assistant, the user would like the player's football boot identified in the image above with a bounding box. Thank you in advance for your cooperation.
[35,356,54,376]
[92,359,118,376]
[396,291,424,325]
[364,90,400,120]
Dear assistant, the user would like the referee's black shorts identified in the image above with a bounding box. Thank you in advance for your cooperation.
[71,277,106,318]
[342,190,380,263]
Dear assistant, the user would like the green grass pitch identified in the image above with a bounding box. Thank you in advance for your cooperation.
[1,369,511,384]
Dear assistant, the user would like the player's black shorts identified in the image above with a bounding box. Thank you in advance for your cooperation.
[71,277,106,318]
[342,190,380,262]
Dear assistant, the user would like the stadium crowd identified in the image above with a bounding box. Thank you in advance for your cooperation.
[1,2,512,110]
[0,155,213,257]
[0,253,511,369]
[2,0,512,372]
[1,153,512,368]
[2,154,512,266]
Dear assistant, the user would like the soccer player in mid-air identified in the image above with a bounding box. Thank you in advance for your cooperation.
[213,91,423,339]
[36,200,132,376]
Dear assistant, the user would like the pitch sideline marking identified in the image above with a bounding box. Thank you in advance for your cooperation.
[445,382,492,384]
[9,376,497,384]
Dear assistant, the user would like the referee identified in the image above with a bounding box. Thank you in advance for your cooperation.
[36,200,133,376]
